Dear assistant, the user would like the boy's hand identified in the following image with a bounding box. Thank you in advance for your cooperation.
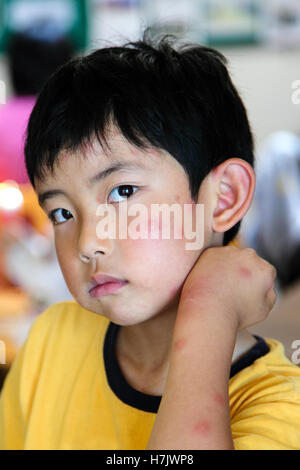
[180,246,277,331]
[148,245,276,450]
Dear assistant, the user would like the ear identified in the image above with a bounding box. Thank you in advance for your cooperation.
[210,158,256,233]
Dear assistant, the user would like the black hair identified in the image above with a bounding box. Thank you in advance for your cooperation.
[8,32,74,95]
[25,31,255,245]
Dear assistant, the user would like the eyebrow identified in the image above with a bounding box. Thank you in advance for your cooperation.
[37,161,147,207]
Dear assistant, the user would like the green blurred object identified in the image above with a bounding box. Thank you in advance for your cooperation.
[0,0,89,52]
[202,0,263,47]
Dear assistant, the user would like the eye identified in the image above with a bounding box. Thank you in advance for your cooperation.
[108,185,139,203]
[48,208,73,225]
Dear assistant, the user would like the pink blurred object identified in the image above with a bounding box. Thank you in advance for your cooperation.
[0,96,36,184]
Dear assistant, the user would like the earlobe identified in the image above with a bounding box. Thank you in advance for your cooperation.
[211,158,255,233]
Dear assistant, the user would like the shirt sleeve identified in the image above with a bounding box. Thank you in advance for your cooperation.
[0,305,56,450]
[231,389,300,450]
[0,344,27,450]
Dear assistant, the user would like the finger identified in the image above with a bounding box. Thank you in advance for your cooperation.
[260,259,277,290]
[266,285,277,311]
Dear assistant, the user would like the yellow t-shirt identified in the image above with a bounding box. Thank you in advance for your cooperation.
[0,301,300,450]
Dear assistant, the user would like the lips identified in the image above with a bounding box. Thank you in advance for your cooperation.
[88,273,128,297]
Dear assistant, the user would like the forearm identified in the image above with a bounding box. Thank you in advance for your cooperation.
[147,296,238,450]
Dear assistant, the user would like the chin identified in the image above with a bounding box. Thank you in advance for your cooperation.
[72,295,105,317]
[106,314,146,327]
[105,308,155,327]
[75,294,158,326]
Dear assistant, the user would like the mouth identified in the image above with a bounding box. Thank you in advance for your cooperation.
[88,272,128,298]
[89,279,128,298]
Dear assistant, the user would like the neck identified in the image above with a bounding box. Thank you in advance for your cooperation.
[115,307,257,396]
[116,307,177,372]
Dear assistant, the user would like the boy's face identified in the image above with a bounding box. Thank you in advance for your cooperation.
[35,130,217,326]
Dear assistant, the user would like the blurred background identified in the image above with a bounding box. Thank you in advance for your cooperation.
[1,0,300,388]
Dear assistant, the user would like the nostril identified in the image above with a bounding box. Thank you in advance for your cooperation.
[79,253,90,263]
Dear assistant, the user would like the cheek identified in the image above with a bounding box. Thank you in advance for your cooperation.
[147,210,185,240]
[127,200,198,243]
[55,239,66,270]
[122,214,198,293]
[147,213,161,238]
[55,239,79,291]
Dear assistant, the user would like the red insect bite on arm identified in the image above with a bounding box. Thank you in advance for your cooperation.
[173,337,187,352]
[193,419,212,437]
[213,392,225,407]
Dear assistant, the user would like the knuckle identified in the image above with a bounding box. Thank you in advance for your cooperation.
[264,260,277,277]
[267,291,277,311]
[245,247,256,255]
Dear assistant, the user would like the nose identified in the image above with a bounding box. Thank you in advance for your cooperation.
[78,216,113,260]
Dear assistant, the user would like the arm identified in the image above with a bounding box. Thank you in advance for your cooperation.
[147,246,277,450]
[147,295,237,450]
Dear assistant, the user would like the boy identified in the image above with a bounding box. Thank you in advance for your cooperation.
[1,33,300,450]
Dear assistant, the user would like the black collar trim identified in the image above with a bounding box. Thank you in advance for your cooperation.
[103,322,269,413]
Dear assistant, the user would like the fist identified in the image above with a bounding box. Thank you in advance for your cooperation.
[180,246,277,331]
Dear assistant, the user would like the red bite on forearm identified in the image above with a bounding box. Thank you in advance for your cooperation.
[192,394,224,435]
[213,393,225,407]
[173,337,187,352]
[193,419,212,437]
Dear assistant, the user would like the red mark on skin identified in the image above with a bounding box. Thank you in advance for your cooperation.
[169,286,179,297]
[175,194,180,202]
[173,337,187,352]
[213,393,225,407]
[182,277,211,299]
[193,420,211,437]
[239,267,252,278]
